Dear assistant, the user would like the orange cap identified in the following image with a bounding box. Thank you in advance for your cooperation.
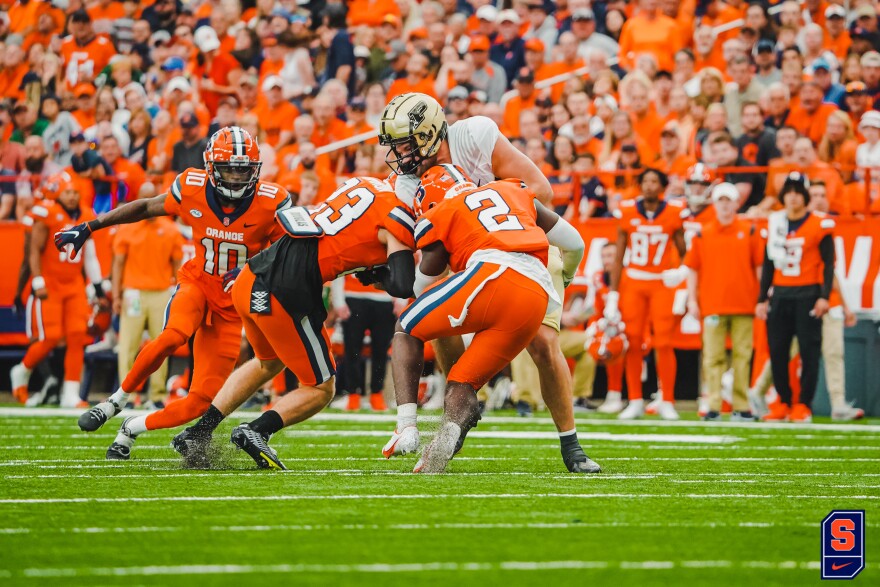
[469,35,491,51]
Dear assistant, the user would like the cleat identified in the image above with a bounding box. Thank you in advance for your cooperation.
[618,399,644,420]
[10,363,30,404]
[789,403,812,423]
[831,404,865,422]
[515,400,533,418]
[414,421,460,474]
[762,402,790,422]
[597,391,624,414]
[231,424,287,470]
[562,444,601,473]
[730,410,756,422]
[328,393,349,410]
[748,387,769,418]
[346,393,361,411]
[60,381,81,408]
[644,395,661,415]
[657,401,680,421]
[697,396,710,418]
[106,417,137,460]
[702,410,721,422]
[382,426,419,459]
[369,392,387,411]
[171,427,212,469]
[573,397,596,413]
[78,400,121,432]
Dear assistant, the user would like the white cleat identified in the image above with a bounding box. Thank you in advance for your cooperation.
[60,381,81,409]
[382,426,420,459]
[644,395,662,415]
[657,401,680,421]
[831,404,865,422]
[597,391,624,414]
[618,399,645,420]
[747,388,769,418]
[413,421,460,474]
[10,362,31,403]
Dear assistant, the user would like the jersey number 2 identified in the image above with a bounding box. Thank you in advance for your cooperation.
[201,237,248,275]
[465,189,524,232]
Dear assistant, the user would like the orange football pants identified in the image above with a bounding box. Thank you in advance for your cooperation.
[399,262,548,390]
[23,288,90,381]
[619,273,677,401]
[231,266,336,387]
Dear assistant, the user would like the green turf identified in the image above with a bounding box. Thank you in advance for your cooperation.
[0,408,878,586]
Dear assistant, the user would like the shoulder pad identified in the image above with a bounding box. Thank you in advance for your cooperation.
[611,209,623,219]
[171,168,209,203]
[667,199,686,208]
[30,204,49,218]
[820,218,836,230]
[679,207,692,219]
[255,181,285,200]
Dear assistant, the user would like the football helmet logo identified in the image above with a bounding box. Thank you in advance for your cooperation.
[415,164,476,216]
[586,318,628,364]
[379,93,448,176]
[40,172,75,201]
[204,126,262,200]
[684,163,716,208]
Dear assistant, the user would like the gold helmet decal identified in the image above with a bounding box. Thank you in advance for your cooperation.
[379,93,448,175]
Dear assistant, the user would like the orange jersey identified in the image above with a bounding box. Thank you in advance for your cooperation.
[771,212,835,288]
[414,179,550,272]
[163,168,290,283]
[29,199,96,292]
[615,198,685,274]
[275,177,416,282]
[59,35,115,88]
[681,204,717,250]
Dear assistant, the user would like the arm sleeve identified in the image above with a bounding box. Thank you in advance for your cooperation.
[819,234,834,300]
[544,217,584,283]
[758,247,774,303]
[381,250,415,299]
[82,239,103,283]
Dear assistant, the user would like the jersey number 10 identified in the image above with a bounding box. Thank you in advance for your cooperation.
[201,237,248,275]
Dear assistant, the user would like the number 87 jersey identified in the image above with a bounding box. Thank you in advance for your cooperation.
[614,199,686,276]
[163,167,291,306]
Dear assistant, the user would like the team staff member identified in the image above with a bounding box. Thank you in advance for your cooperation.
[684,183,764,422]
[756,173,835,423]
[111,182,185,408]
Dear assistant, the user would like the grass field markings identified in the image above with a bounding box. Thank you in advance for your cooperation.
[2,493,878,504]
[16,559,860,578]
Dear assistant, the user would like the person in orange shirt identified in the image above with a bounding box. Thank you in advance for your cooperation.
[654,122,696,186]
[624,76,666,153]
[275,141,337,203]
[503,68,538,138]
[618,0,683,72]
[693,26,727,73]
[788,81,838,145]
[251,75,299,148]
[100,135,147,204]
[87,0,126,34]
[606,168,687,420]
[59,10,115,89]
[684,182,763,421]
[0,44,27,101]
[8,0,48,36]
[541,32,585,104]
[793,136,847,216]
[386,53,438,103]
[755,173,836,422]
[112,182,184,407]
[310,94,352,172]
[818,110,859,183]
[823,5,851,61]
[347,0,402,27]
[345,96,376,144]
[23,10,62,53]
[192,26,242,117]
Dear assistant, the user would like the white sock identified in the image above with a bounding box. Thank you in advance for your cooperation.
[558,428,577,438]
[605,391,621,402]
[397,403,417,430]
[109,389,131,406]
[113,431,135,447]
[125,415,149,437]
[628,398,645,406]
[15,363,32,377]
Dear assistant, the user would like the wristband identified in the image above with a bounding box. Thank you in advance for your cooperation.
[31,276,46,290]
[87,219,100,232]
[605,290,619,311]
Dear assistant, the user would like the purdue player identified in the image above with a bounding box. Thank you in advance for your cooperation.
[54,126,291,459]
[378,92,594,473]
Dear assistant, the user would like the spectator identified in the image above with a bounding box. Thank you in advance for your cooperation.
[817,111,858,183]
[724,55,763,137]
[445,86,470,125]
[386,53,437,102]
[503,68,537,138]
[193,26,242,117]
[40,93,80,167]
[19,135,62,203]
[793,136,846,216]
[812,58,845,107]
[547,134,577,215]
[523,1,557,59]
[10,102,47,143]
[571,8,618,61]
[142,0,178,34]
[789,81,838,145]
[655,122,695,183]
[127,109,153,170]
[101,134,146,205]
[277,31,316,101]
[112,181,184,409]
[490,9,526,86]
[320,4,356,96]
[752,39,781,89]
[624,74,664,154]
[170,112,207,173]
[685,182,763,421]
[0,43,27,101]
[469,35,507,104]
[735,102,779,167]
[618,0,682,73]
[574,152,609,219]
[708,131,764,212]
[764,82,792,130]
[253,76,299,148]
[59,9,115,88]
[856,111,880,203]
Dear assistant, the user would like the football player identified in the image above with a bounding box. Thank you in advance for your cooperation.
[54,126,291,459]
[172,177,415,470]
[390,164,598,474]
[606,168,687,420]
[379,92,595,473]
[10,174,106,407]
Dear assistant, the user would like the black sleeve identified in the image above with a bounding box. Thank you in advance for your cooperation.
[381,250,415,299]
[819,234,835,300]
[758,247,774,303]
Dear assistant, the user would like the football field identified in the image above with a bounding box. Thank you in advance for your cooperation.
[0,407,877,586]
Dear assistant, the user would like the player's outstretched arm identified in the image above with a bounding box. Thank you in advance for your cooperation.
[358,230,417,299]
[535,201,584,287]
[491,134,553,206]
[53,195,168,255]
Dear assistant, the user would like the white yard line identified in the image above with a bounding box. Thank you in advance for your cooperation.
[16,559,846,578]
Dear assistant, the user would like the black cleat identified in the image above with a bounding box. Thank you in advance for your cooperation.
[562,445,602,474]
[106,442,131,460]
[79,400,121,432]
[702,410,722,422]
[171,427,212,469]
[230,424,287,470]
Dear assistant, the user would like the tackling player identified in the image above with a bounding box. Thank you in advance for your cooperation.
[10,174,106,408]
[378,92,595,473]
[390,164,598,474]
[54,126,291,459]
[172,177,415,470]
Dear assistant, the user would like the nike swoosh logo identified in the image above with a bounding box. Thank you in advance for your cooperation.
[243,223,257,228]
[831,562,853,571]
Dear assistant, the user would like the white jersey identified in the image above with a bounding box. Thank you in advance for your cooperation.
[394,116,500,206]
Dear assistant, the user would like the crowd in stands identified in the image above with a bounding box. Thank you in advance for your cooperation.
[3,0,880,409]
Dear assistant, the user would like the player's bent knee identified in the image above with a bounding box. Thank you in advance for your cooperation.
[260,357,285,375]
[527,328,561,363]
[316,377,336,405]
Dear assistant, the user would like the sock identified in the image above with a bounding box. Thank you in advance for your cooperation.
[125,415,149,436]
[249,410,284,436]
[559,428,580,450]
[397,403,417,430]
[109,389,131,407]
[191,405,225,433]
[605,391,621,402]
[113,431,135,447]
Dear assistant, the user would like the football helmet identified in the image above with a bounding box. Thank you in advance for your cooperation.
[684,163,715,208]
[586,318,628,364]
[204,126,262,200]
[40,172,74,201]
[415,164,476,216]
[379,93,448,176]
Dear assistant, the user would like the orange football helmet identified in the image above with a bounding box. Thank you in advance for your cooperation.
[586,318,628,364]
[40,172,75,201]
[415,164,476,216]
[684,163,716,207]
[204,126,262,200]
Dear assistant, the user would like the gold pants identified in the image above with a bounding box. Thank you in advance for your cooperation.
[511,328,592,406]
[702,314,753,412]
[118,289,173,402]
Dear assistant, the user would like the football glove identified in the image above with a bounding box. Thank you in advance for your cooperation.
[223,267,242,293]
[53,222,92,256]
[355,265,389,287]
[603,290,621,325]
